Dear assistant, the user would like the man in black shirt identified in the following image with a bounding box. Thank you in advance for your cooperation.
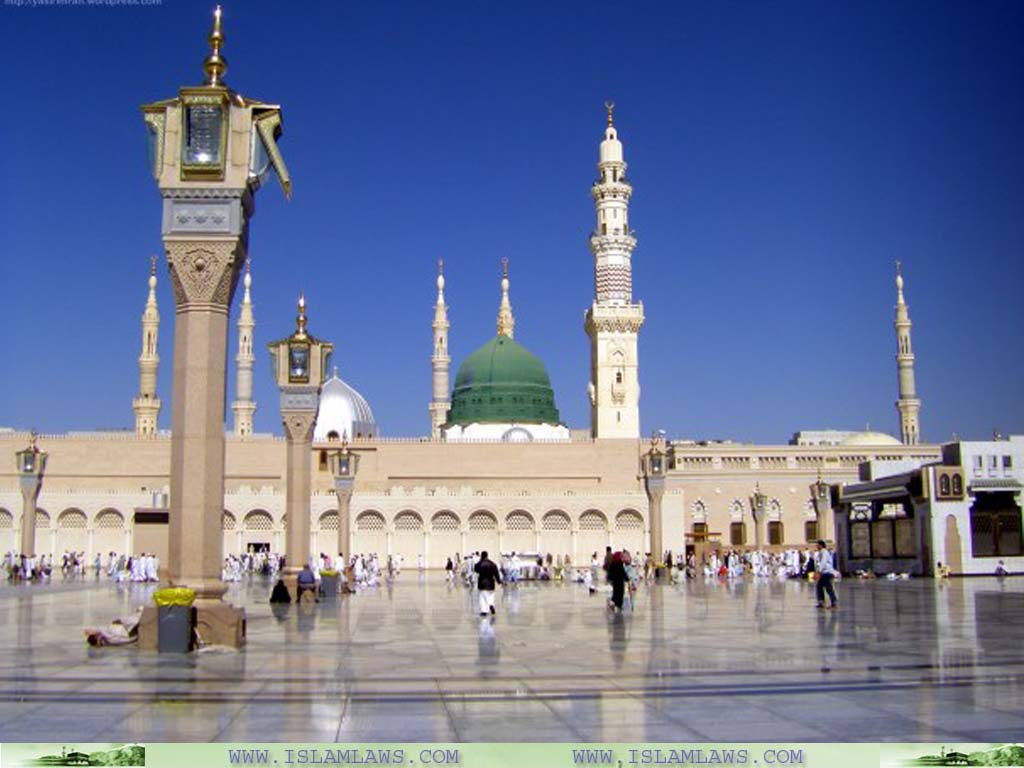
[474,551,502,616]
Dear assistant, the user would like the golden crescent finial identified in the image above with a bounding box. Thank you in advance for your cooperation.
[605,100,615,127]
[895,259,902,276]
[501,256,509,278]
[150,254,157,276]
[202,5,228,87]
[438,258,444,275]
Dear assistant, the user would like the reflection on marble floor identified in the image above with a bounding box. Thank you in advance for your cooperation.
[0,575,1022,742]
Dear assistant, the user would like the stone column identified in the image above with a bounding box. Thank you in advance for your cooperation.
[19,476,41,557]
[645,475,665,561]
[281,409,316,577]
[335,484,353,561]
[164,237,245,601]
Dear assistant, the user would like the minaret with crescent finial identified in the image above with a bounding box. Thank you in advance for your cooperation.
[894,261,921,444]
[133,256,162,437]
[585,101,644,439]
[232,259,257,437]
[497,257,515,338]
[430,259,451,439]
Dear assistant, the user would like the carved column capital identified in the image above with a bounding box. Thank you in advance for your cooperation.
[281,410,316,442]
[164,239,245,310]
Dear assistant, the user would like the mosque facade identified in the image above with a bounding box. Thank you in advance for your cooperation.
[0,101,963,573]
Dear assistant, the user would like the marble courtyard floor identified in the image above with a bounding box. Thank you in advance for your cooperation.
[0,575,1022,743]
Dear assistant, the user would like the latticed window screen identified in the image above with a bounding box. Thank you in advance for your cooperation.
[244,512,274,531]
[59,511,87,529]
[222,513,236,531]
[432,513,460,532]
[395,514,423,531]
[543,513,570,531]
[805,519,818,542]
[469,513,497,531]
[357,513,386,532]
[97,512,124,529]
[506,513,534,531]
[579,512,607,531]
[616,512,644,531]
[36,511,50,528]
[319,512,339,530]
[730,521,746,546]
[0,510,14,528]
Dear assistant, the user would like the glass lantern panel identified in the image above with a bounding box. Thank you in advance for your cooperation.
[289,345,309,381]
[184,105,222,165]
[145,123,159,177]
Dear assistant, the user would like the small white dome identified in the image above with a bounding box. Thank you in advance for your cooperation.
[840,430,901,447]
[314,371,377,441]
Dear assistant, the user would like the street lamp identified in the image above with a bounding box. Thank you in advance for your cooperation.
[16,432,47,561]
[749,482,767,547]
[644,429,668,566]
[330,439,360,566]
[810,469,832,544]
[268,294,333,596]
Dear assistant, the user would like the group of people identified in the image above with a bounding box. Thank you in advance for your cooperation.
[2,550,161,583]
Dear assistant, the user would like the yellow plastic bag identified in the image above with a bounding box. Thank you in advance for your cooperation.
[153,587,196,607]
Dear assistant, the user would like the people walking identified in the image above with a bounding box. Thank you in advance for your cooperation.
[473,550,502,616]
[814,540,838,609]
[607,551,628,612]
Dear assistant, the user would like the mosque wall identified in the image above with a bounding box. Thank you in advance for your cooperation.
[0,431,945,567]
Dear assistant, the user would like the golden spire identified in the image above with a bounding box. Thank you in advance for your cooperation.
[202,5,228,87]
[895,260,905,305]
[497,257,515,338]
[149,254,157,277]
[605,100,615,127]
[294,291,308,339]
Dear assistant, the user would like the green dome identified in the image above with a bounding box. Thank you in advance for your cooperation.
[446,335,561,427]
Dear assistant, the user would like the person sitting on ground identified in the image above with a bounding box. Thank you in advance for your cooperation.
[296,564,318,603]
[269,578,291,604]
[935,561,951,579]
[995,560,1009,576]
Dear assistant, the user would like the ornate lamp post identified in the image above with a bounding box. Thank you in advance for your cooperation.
[330,439,360,568]
[268,295,333,597]
[140,6,291,644]
[749,482,767,548]
[810,470,831,539]
[16,432,47,560]
[643,430,667,563]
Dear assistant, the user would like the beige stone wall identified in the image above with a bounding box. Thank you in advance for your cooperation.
[0,431,942,563]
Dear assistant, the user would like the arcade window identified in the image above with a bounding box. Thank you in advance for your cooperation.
[804,519,818,542]
[768,521,784,546]
[730,521,746,546]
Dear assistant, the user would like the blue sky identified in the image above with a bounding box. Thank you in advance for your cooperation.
[0,0,1021,443]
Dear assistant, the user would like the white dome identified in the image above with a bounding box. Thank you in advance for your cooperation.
[313,371,377,441]
[840,430,901,447]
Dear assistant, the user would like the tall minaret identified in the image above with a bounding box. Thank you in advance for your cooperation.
[232,259,256,437]
[497,256,515,338]
[894,261,921,445]
[429,259,451,439]
[584,101,644,439]
[133,256,162,437]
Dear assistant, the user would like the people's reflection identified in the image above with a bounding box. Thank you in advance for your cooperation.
[270,603,291,624]
[607,611,628,669]
[296,600,317,635]
[477,616,499,673]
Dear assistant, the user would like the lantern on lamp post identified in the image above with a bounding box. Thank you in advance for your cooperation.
[750,482,767,548]
[16,432,47,561]
[268,294,333,595]
[330,440,360,568]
